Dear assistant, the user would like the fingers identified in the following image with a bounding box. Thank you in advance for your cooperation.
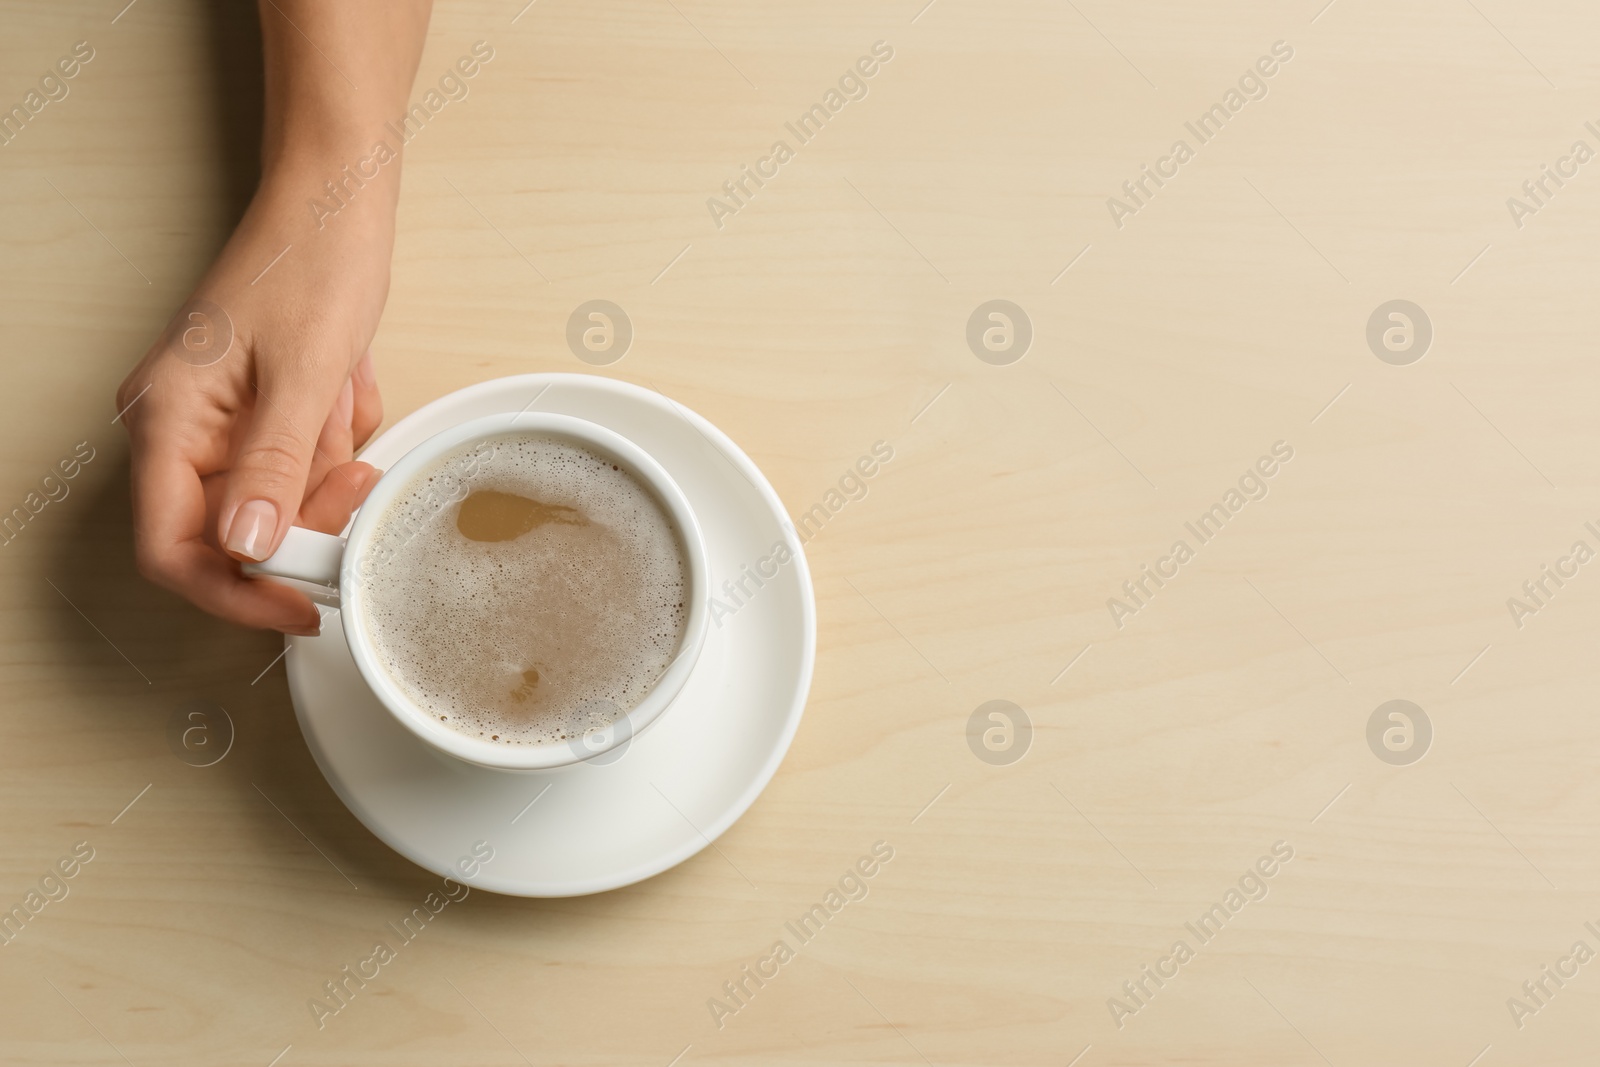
[157,541,325,635]
[299,460,381,534]
[351,350,382,450]
[217,356,346,563]
[128,432,206,585]
[131,434,321,635]
[306,377,355,491]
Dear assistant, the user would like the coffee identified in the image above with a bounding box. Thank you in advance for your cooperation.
[359,432,688,745]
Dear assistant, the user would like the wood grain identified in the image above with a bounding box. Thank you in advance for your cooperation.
[3,0,1600,1063]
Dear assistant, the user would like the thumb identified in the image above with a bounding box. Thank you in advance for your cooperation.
[219,362,345,562]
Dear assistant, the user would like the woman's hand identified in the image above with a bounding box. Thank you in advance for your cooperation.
[116,177,391,635]
[115,0,433,635]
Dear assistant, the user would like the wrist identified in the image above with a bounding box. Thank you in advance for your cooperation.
[263,103,403,172]
[259,130,405,240]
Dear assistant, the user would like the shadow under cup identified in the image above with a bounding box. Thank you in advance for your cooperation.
[339,412,710,773]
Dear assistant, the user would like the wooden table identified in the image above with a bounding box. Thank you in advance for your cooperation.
[4,0,1599,1063]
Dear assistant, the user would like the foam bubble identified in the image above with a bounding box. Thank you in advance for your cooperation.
[360,432,687,745]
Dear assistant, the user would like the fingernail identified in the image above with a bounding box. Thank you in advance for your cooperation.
[336,379,354,427]
[285,605,322,637]
[353,351,375,387]
[225,499,279,560]
[358,466,385,494]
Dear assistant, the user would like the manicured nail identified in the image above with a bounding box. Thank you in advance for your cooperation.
[336,378,354,427]
[225,499,279,560]
[358,466,385,494]
[285,605,322,637]
[353,351,375,387]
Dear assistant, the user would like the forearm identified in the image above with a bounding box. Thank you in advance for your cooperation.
[257,0,433,219]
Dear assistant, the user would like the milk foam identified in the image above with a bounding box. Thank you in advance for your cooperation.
[360,432,687,745]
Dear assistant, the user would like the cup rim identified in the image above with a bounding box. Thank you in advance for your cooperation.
[338,411,710,771]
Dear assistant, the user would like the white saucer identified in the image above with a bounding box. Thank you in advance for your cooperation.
[284,373,815,896]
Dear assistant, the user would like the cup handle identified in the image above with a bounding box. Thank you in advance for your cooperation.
[241,526,345,608]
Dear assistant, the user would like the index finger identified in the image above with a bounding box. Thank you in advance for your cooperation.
[130,432,322,635]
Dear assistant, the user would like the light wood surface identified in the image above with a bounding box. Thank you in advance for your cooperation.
[5,0,1600,1063]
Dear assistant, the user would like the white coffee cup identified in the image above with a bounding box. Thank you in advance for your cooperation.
[243,411,709,772]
